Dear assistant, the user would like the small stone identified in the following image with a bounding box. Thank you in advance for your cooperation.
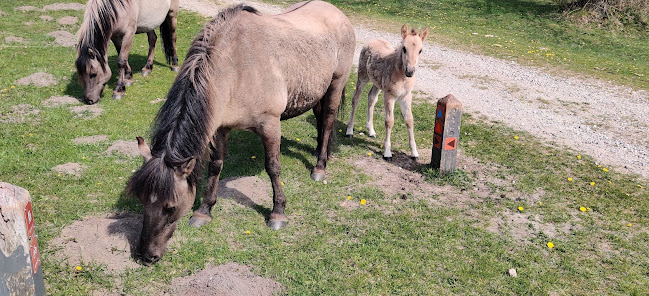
[508,268,517,277]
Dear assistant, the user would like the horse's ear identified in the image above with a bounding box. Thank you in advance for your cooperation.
[420,27,429,42]
[400,24,408,39]
[174,158,196,179]
[136,136,152,162]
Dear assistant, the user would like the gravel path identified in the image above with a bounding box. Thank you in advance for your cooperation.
[180,0,649,178]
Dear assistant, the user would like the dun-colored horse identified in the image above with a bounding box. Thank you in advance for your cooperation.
[346,25,428,161]
[75,0,180,104]
[127,1,355,265]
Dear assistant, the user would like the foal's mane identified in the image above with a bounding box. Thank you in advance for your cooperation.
[128,4,260,202]
[76,0,126,71]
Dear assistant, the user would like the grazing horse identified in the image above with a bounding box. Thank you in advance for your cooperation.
[75,0,180,104]
[346,25,428,161]
[126,1,355,265]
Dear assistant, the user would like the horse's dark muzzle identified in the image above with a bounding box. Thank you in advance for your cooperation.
[137,253,160,266]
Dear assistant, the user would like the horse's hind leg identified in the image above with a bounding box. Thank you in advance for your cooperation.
[345,78,367,137]
[399,93,419,160]
[365,85,381,138]
[382,93,397,161]
[189,130,229,228]
[161,2,180,72]
[141,31,157,77]
[258,119,288,230]
[111,31,135,99]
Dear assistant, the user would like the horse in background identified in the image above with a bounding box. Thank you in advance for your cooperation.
[75,0,180,104]
[346,25,428,161]
[127,1,355,265]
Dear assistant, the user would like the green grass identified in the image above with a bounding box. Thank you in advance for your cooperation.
[1,0,649,295]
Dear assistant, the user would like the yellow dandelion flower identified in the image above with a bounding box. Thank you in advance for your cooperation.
[76,266,82,271]
[590,182,595,186]
[514,136,519,140]
[11,85,15,89]
[638,184,643,189]
[360,199,366,205]
[567,178,573,182]
[518,206,524,212]
[577,155,582,159]
[245,230,250,235]
[547,242,554,249]
[579,206,586,212]
[251,156,256,159]
[339,129,342,132]
[347,195,352,200]
[296,138,300,141]
[587,207,590,211]
[597,165,602,168]
[97,182,102,185]
[367,152,372,156]
[539,202,543,206]
[281,182,285,186]
[627,223,632,227]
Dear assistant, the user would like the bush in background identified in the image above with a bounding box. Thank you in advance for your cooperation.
[555,0,649,29]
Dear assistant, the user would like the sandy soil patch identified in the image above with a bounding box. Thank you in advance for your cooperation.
[15,72,57,87]
[73,135,109,145]
[57,16,78,25]
[166,263,282,296]
[4,36,26,43]
[43,3,86,11]
[0,10,5,17]
[218,176,272,208]
[47,30,76,47]
[69,105,103,119]
[51,162,84,177]
[42,95,80,107]
[40,15,54,21]
[150,98,166,104]
[0,104,39,124]
[15,6,43,12]
[104,140,139,157]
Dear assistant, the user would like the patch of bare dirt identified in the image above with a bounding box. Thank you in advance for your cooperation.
[42,95,80,107]
[52,213,141,273]
[43,3,87,11]
[51,162,84,177]
[47,30,76,47]
[218,176,271,208]
[165,263,282,296]
[15,6,43,12]
[0,104,39,123]
[0,10,5,17]
[150,98,165,104]
[69,105,103,119]
[57,16,78,25]
[40,15,53,21]
[73,135,109,145]
[104,140,139,157]
[4,36,26,43]
[15,72,57,87]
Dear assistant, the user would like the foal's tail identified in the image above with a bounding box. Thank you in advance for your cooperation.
[160,16,176,65]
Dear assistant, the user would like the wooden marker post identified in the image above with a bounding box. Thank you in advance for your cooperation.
[1,182,46,296]
[431,94,462,174]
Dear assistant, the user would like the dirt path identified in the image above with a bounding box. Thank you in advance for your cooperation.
[180,0,649,178]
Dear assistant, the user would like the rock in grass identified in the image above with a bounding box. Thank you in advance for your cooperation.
[508,268,517,277]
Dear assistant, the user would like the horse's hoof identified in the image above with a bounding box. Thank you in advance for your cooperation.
[112,93,123,100]
[369,134,376,138]
[124,81,133,87]
[171,66,180,73]
[411,156,419,161]
[346,134,353,139]
[188,216,211,228]
[267,219,288,230]
[310,171,325,182]
[141,70,151,77]
[383,156,393,162]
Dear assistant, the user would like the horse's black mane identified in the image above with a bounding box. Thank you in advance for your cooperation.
[128,4,259,201]
[76,0,126,73]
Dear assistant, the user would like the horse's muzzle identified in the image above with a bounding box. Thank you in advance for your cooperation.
[405,67,415,77]
[137,253,160,266]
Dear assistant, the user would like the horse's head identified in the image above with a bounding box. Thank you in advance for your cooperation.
[399,25,428,78]
[127,137,197,265]
[75,46,111,104]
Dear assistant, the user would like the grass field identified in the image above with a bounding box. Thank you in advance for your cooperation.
[1,0,648,295]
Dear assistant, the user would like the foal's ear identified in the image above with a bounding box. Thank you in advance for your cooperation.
[420,27,429,42]
[174,158,196,179]
[136,136,152,162]
[400,24,408,39]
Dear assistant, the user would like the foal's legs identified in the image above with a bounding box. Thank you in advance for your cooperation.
[382,94,397,161]
[141,31,157,77]
[365,85,381,138]
[189,130,229,228]
[399,92,419,159]
[111,30,135,100]
[258,119,288,230]
[345,78,367,137]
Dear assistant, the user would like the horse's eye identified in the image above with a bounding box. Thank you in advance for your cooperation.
[163,206,176,215]
[402,47,406,53]
[419,49,422,54]
[90,73,97,79]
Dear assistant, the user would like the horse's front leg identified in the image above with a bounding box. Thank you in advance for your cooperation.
[399,92,419,160]
[189,130,229,228]
[258,119,288,230]
[312,81,344,181]
[141,31,157,77]
[383,94,397,161]
[365,85,381,138]
[111,32,134,100]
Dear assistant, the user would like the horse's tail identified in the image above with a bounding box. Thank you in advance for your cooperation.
[160,16,175,65]
[337,86,346,119]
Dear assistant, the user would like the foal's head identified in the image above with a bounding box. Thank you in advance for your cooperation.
[127,137,197,265]
[75,46,111,104]
[399,25,428,77]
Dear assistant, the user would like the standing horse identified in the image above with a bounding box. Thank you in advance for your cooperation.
[346,25,428,161]
[75,0,180,104]
[126,1,355,265]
